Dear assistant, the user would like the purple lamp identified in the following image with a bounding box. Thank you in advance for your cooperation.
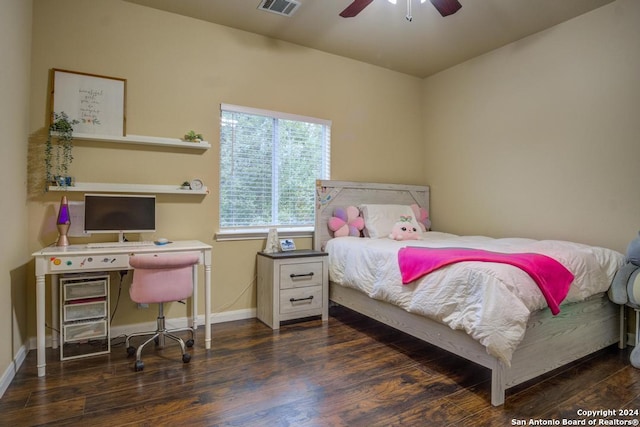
[56,196,71,246]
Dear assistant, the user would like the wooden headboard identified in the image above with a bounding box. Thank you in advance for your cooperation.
[314,180,430,251]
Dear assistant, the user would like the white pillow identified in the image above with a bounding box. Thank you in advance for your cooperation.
[360,204,422,239]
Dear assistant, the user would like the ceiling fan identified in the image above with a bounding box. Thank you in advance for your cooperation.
[339,0,461,18]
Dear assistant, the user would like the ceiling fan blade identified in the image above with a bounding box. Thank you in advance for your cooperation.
[340,0,375,18]
[429,0,462,17]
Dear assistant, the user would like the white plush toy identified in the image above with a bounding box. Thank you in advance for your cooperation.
[388,216,421,241]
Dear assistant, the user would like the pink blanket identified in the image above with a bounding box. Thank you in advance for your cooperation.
[398,247,575,315]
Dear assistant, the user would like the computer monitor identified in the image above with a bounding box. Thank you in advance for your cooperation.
[84,194,156,242]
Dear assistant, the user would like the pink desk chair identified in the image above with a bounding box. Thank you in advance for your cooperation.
[126,252,200,372]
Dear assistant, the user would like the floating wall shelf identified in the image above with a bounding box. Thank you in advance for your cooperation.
[68,132,211,150]
[47,182,209,195]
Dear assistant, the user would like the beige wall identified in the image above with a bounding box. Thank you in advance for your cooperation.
[0,0,32,391]
[27,0,425,334]
[422,0,640,253]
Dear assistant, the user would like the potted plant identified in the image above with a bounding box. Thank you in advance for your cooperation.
[180,181,191,190]
[184,130,203,143]
[45,112,79,189]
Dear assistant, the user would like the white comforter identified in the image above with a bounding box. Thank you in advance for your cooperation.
[325,232,624,364]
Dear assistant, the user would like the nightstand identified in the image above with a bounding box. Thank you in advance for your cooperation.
[256,250,329,329]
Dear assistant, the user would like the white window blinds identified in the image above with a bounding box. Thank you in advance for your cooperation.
[219,104,331,231]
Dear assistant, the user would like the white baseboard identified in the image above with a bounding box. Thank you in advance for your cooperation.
[210,308,256,324]
[0,344,27,399]
[110,308,257,339]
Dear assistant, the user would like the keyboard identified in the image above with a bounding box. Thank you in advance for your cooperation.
[86,241,156,248]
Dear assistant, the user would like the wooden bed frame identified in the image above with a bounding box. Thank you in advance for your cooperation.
[314,180,620,406]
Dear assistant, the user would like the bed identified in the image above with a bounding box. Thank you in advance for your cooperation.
[314,180,625,406]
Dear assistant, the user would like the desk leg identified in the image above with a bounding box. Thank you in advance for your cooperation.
[51,274,59,349]
[36,274,46,377]
[205,263,211,350]
[191,265,198,331]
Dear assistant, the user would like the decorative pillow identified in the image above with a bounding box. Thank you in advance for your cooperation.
[410,204,431,232]
[388,216,422,241]
[328,206,364,237]
[359,204,422,239]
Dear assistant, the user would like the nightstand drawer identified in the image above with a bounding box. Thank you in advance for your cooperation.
[280,262,324,289]
[279,285,323,315]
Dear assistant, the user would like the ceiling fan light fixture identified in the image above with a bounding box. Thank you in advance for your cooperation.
[342,0,460,19]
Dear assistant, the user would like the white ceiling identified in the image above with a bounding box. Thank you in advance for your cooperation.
[125,0,615,78]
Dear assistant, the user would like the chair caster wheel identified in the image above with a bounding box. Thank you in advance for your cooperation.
[182,353,191,363]
[126,346,136,357]
[186,339,194,348]
[134,360,144,372]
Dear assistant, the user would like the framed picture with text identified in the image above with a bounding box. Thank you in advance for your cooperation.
[51,69,126,136]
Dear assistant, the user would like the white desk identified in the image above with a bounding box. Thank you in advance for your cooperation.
[32,240,212,377]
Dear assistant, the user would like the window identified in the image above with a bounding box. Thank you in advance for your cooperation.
[219,104,330,237]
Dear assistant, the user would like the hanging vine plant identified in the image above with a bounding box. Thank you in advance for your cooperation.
[45,112,79,189]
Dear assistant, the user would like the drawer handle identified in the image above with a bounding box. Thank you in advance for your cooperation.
[289,296,314,303]
[290,272,314,279]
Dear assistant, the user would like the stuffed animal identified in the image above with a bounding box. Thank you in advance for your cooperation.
[609,232,640,307]
[388,216,421,241]
[609,231,640,368]
[328,206,364,237]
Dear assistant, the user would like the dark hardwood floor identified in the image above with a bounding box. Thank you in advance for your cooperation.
[1,305,639,426]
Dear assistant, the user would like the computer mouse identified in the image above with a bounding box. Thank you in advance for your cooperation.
[155,238,170,245]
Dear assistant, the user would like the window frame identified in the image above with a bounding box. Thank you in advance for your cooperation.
[215,103,331,241]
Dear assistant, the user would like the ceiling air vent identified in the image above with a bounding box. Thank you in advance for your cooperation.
[258,0,301,17]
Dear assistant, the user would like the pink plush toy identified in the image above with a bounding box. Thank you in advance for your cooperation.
[328,206,364,237]
[410,204,431,232]
[388,215,421,241]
